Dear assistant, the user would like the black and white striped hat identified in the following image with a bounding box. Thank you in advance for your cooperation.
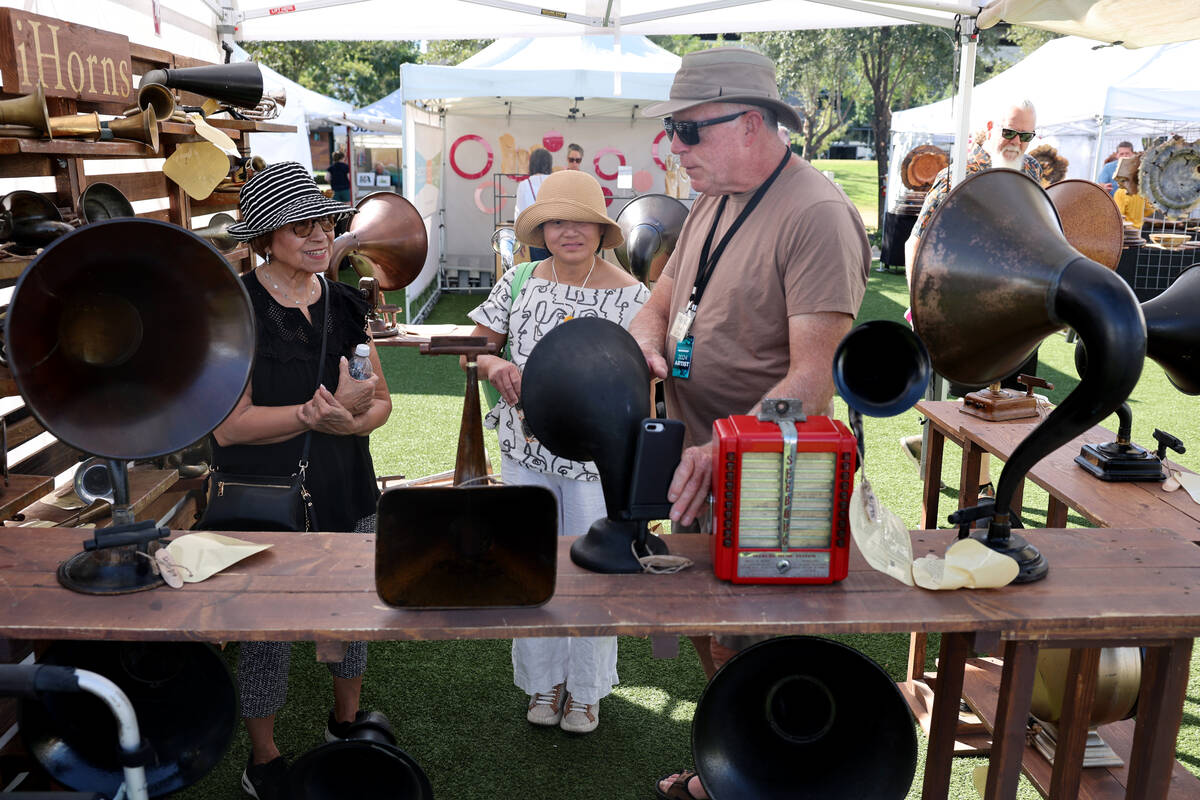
[227,160,356,241]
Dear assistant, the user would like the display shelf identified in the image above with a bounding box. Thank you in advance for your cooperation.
[0,138,155,157]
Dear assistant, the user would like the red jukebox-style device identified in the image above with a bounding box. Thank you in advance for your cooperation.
[711,399,857,584]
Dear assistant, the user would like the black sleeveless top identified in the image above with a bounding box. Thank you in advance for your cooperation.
[212,272,379,531]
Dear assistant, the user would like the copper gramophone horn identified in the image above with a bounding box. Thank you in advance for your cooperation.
[0,83,52,138]
[328,193,427,290]
[1045,179,1123,270]
[521,317,669,572]
[911,169,1146,582]
[140,62,264,109]
[613,193,688,283]
[79,182,135,223]
[2,190,74,250]
[693,636,917,799]
[101,106,159,153]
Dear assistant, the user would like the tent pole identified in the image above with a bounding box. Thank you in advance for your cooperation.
[950,16,977,185]
[1092,115,1108,180]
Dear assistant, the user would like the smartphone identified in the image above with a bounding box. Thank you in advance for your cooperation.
[624,418,685,520]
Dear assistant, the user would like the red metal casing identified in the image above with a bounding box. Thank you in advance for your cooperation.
[711,414,856,584]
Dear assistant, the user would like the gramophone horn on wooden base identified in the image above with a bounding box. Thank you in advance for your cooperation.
[5,219,254,593]
[328,193,427,290]
[692,636,917,800]
[911,169,1146,583]
[521,317,669,573]
[614,193,688,282]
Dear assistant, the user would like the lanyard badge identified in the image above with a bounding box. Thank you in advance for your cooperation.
[672,335,694,379]
[669,303,696,342]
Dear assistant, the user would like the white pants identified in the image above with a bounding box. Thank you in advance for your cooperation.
[502,456,618,705]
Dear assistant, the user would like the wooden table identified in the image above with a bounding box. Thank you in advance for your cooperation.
[1,526,1198,799]
[915,399,1200,539]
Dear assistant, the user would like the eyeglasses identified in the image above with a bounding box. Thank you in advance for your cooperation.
[1000,128,1036,143]
[567,156,582,163]
[663,110,748,146]
[289,216,337,237]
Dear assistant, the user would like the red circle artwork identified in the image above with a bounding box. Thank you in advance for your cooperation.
[450,134,494,180]
[593,147,626,181]
[543,131,564,152]
[652,130,668,171]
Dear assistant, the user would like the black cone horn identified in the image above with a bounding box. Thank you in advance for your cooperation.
[1142,264,1200,395]
[521,317,668,572]
[833,320,930,418]
[18,641,236,798]
[79,182,135,224]
[911,169,1146,582]
[287,740,433,800]
[140,62,263,109]
[692,636,917,799]
[613,193,688,282]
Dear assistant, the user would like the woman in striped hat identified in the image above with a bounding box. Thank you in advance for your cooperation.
[216,161,394,800]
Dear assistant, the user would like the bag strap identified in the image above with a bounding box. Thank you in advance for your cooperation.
[297,274,331,474]
[502,260,538,361]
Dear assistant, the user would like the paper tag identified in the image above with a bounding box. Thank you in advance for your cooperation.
[849,478,914,586]
[668,308,695,342]
[155,549,185,589]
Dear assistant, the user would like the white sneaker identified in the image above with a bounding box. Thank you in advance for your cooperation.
[560,693,598,734]
[526,682,565,726]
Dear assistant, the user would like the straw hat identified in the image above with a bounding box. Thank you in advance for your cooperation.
[514,170,624,249]
[642,47,803,132]
[227,161,356,241]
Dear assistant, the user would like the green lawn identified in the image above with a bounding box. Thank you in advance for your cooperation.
[812,158,881,232]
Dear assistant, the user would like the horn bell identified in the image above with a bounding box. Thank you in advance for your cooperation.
[614,193,688,282]
[2,190,73,249]
[193,212,240,253]
[833,320,930,417]
[140,62,264,109]
[329,193,427,290]
[5,218,254,460]
[693,636,917,800]
[102,106,159,153]
[1045,178,1123,270]
[0,83,52,138]
[79,182,135,224]
[1142,264,1200,394]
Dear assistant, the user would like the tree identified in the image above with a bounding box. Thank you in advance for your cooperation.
[240,40,420,106]
[747,31,860,160]
[647,35,708,56]
[1006,25,1061,55]
[421,39,493,65]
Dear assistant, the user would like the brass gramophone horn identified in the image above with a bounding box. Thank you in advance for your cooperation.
[48,111,101,140]
[101,106,159,153]
[521,317,669,572]
[911,169,1146,582]
[140,62,264,109]
[1142,264,1200,395]
[2,190,73,250]
[79,182,135,223]
[126,81,176,121]
[1045,179,1123,270]
[193,212,239,252]
[18,641,236,797]
[0,83,52,138]
[613,193,689,282]
[328,193,427,290]
[692,636,917,799]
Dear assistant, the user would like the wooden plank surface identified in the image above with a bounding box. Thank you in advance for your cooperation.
[1,527,1199,644]
[0,473,53,521]
[962,657,1200,799]
[0,138,155,157]
[6,467,179,527]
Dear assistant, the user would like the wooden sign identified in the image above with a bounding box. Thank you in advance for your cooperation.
[0,9,134,105]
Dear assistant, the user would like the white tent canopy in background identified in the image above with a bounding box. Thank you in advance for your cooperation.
[888,35,1200,212]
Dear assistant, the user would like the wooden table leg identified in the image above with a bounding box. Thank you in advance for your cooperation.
[985,640,1039,800]
[1046,496,1068,528]
[908,632,927,682]
[960,438,983,510]
[1049,647,1100,799]
[922,632,971,800]
[921,425,946,529]
[1126,638,1193,799]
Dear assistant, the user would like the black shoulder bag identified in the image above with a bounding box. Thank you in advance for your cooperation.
[198,276,330,532]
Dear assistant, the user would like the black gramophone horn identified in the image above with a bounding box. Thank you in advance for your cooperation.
[79,182,135,224]
[287,736,433,800]
[832,320,930,418]
[692,636,917,799]
[613,193,689,282]
[2,189,74,250]
[140,62,264,109]
[18,641,236,798]
[1142,263,1200,395]
[911,169,1146,582]
[521,317,669,572]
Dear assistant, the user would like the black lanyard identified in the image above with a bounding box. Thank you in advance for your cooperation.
[689,147,792,310]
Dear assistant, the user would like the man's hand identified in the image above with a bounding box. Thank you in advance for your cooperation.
[483,355,522,405]
[1103,181,1114,193]
[333,356,377,416]
[297,385,358,436]
[668,443,712,526]
[639,341,669,381]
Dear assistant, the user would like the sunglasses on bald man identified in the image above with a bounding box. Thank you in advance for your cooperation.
[1000,128,1036,143]
[662,110,749,146]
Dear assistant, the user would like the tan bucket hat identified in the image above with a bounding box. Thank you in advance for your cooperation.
[514,170,624,249]
[642,47,803,131]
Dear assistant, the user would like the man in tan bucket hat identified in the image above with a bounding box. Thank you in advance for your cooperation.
[628,47,871,800]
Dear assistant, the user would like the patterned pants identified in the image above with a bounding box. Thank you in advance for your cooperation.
[238,514,374,719]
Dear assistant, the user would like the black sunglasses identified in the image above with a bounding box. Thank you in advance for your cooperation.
[663,110,748,145]
[1000,128,1036,143]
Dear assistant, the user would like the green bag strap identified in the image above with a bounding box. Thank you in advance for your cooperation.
[502,260,539,361]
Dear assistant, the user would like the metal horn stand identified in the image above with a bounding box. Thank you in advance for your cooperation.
[57,459,168,594]
[1075,402,1184,481]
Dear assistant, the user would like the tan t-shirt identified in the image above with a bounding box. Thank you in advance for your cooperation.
[662,156,870,448]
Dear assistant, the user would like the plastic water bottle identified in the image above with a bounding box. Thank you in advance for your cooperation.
[348,343,372,380]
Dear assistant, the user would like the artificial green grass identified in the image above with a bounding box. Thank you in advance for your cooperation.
[811,158,881,232]
[175,271,1200,800]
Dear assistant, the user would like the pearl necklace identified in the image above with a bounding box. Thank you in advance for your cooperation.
[258,264,317,306]
[549,255,596,289]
